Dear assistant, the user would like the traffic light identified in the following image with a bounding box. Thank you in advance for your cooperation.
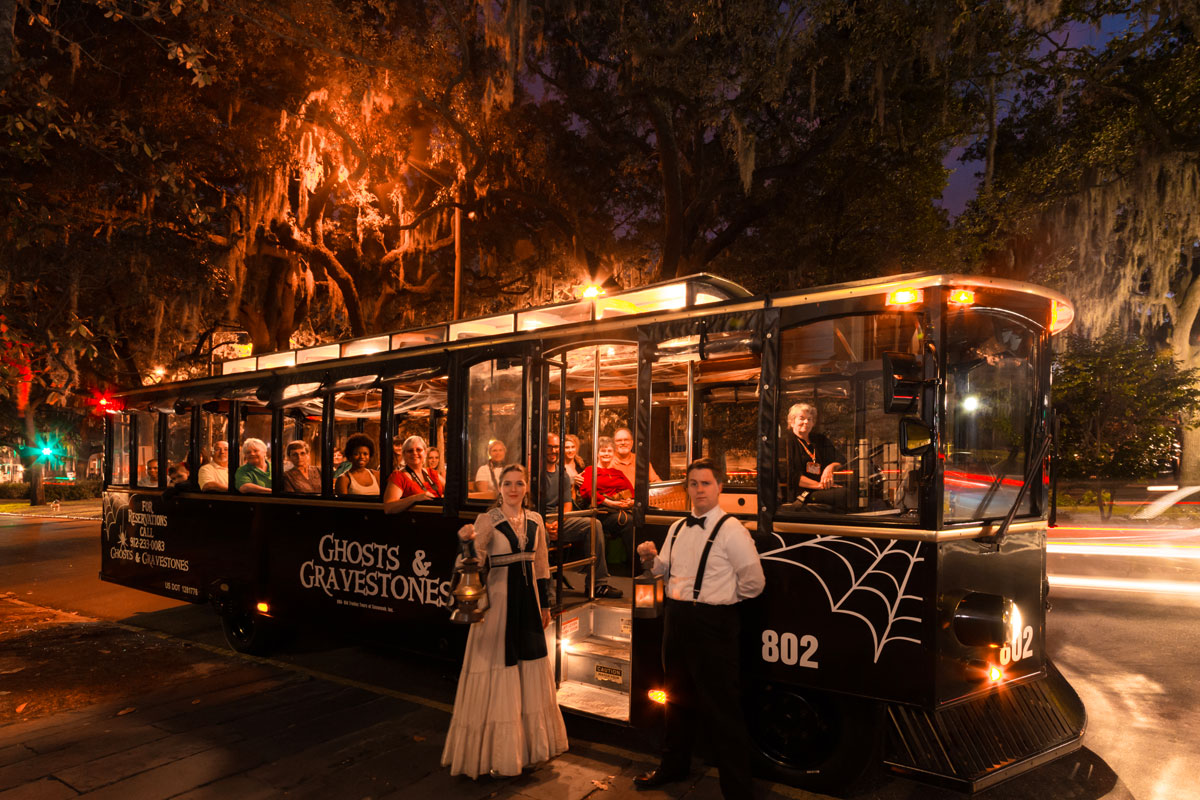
[29,434,64,467]
[86,389,122,416]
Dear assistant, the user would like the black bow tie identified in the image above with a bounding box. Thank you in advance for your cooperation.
[685,514,706,529]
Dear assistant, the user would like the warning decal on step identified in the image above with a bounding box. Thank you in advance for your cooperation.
[595,663,623,684]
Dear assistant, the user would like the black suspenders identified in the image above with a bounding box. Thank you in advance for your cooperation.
[664,514,734,603]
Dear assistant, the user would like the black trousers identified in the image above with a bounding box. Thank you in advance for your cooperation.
[660,599,755,800]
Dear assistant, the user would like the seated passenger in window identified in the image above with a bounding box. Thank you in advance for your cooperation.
[427,447,445,481]
[335,433,379,496]
[384,435,443,513]
[198,441,229,491]
[332,447,351,479]
[235,438,272,494]
[612,427,661,485]
[283,441,321,494]
[168,462,189,486]
[562,434,585,495]
[785,403,846,509]
[579,436,635,572]
[139,459,159,487]
[473,439,507,495]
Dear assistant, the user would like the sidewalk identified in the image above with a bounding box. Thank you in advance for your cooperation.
[0,498,102,521]
[0,595,810,800]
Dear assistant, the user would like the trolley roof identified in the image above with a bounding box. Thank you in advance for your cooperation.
[114,271,1073,404]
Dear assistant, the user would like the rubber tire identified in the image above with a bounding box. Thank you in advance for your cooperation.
[220,609,275,656]
[747,683,881,794]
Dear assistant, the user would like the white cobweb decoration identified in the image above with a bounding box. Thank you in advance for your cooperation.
[760,534,925,663]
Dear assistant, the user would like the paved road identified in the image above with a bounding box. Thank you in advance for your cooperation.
[4,514,1195,799]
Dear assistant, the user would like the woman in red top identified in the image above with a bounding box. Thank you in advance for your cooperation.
[384,435,444,514]
[579,436,635,574]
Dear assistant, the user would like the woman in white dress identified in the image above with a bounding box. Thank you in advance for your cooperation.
[442,464,568,778]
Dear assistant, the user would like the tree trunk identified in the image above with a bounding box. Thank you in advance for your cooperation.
[23,412,44,506]
[1181,424,1200,485]
[1170,280,1200,483]
[647,100,684,283]
[0,0,15,92]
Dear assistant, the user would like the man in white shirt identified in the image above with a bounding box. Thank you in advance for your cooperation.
[198,441,229,492]
[634,457,764,799]
[472,439,507,495]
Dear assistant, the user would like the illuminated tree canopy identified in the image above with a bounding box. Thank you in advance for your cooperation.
[2,0,1199,495]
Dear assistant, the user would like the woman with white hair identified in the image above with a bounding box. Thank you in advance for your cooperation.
[383,435,444,513]
[786,402,845,507]
[235,438,272,494]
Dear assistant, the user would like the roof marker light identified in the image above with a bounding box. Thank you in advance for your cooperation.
[950,289,975,305]
[1049,299,1075,334]
[648,689,668,705]
[886,288,923,307]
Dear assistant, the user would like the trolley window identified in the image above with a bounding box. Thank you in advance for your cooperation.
[646,333,760,514]
[134,412,158,488]
[198,403,230,492]
[467,358,525,501]
[333,387,382,498]
[281,401,324,495]
[235,402,273,494]
[943,309,1040,523]
[110,414,131,486]
[387,370,448,502]
[165,409,191,487]
[777,313,924,520]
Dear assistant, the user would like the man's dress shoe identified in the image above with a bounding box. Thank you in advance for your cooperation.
[634,768,688,789]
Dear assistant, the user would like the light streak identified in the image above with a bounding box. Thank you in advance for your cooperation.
[1048,575,1200,596]
[1047,543,1200,560]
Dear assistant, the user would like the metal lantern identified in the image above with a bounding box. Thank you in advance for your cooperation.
[449,540,488,624]
[633,568,664,619]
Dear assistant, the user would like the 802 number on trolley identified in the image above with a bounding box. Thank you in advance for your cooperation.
[761,629,819,668]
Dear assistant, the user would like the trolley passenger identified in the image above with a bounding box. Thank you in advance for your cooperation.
[234,438,272,494]
[785,403,846,509]
[426,447,445,481]
[474,439,507,496]
[613,427,660,484]
[198,441,229,492]
[383,435,443,513]
[562,434,585,496]
[579,436,635,571]
[282,441,320,494]
[331,447,350,480]
[542,433,621,598]
[139,458,159,487]
[335,433,379,496]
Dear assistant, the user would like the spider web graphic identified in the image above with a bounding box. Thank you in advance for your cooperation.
[761,534,925,663]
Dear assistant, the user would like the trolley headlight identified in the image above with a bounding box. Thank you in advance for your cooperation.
[952,592,1016,648]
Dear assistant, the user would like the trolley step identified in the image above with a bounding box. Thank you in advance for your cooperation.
[563,633,631,692]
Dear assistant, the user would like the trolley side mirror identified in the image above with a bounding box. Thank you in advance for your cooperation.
[883,351,922,413]
[899,418,933,456]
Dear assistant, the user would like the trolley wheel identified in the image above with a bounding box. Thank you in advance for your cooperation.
[220,608,275,656]
[747,683,881,792]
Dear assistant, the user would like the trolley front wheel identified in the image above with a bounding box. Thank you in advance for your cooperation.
[747,683,882,792]
[220,608,276,656]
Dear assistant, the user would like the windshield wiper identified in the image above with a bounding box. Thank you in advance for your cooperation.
[978,432,1053,546]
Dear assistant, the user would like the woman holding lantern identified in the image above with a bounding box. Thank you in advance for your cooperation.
[442,464,568,778]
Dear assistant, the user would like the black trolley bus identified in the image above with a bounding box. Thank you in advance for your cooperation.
[101,272,1086,792]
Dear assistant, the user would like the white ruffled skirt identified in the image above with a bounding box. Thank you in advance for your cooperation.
[441,565,568,778]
